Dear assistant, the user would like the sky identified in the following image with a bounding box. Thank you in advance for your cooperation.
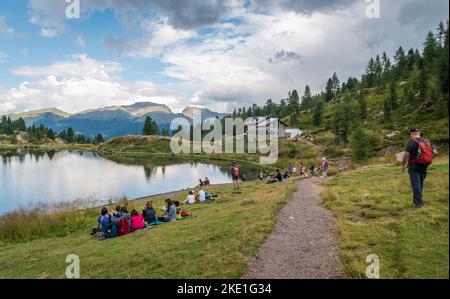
[0,0,448,114]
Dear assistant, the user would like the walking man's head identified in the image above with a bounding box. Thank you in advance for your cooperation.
[410,128,421,139]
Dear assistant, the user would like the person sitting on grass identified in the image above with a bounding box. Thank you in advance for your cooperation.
[130,209,146,230]
[112,205,122,220]
[94,207,111,235]
[158,199,178,222]
[204,177,210,186]
[259,171,264,180]
[283,170,290,179]
[198,187,206,203]
[267,169,283,184]
[174,201,183,220]
[183,190,197,205]
[142,201,158,224]
[121,206,131,226]
[91,207,119,239]
[166,199,178,222]
[205,191,218,202]
[275,169,283,182]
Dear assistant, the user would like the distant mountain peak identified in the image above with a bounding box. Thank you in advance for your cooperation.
[123,101,173,116]
[182,106,225,119]
[7,107,70,120]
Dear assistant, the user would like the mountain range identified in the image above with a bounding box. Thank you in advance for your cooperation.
[4,102,227,139]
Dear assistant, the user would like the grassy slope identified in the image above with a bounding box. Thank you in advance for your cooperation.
[322,157,449,278]
[0,180,296,278]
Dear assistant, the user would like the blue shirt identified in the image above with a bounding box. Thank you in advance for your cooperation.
[98,215,110,232]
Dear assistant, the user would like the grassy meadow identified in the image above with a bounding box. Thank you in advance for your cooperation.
[322,157,449,278]
[0,179,296,278]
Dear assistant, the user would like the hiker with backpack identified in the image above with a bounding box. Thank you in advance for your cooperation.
[230,161,240,190]
[401,128,435,208]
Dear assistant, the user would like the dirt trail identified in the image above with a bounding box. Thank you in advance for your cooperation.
[243,177,341,279]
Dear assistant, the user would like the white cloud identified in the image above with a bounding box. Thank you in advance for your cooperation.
[76,35,86,48]
[159,9,369,111]
[8,0,449,114]
[0,55,182,114]
[156,0,449,112]
[0,52,9,63]
[40,27,59,37]
[103,21,197,58]
[0,16,15,36]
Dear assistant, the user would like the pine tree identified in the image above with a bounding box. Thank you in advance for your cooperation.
[394,46,406,78]
[423,31,438,69]
[288,90,301,113]
[358,91,367,119]
[365,58,375,88]
[325,78,334,102]
[418,66,428,97]
[95,133,104,143]
[350,126,370,161]
[67,127,75,143]
[331,73,340,97]
[300,85,312,111]
[374,55,383,85]
[15,117,26,131]
[47,129,55,140]
[313,99,324,126]
[383,100,392,123]
[404,86,416,107]
[388,81,398,109]
[143,116,159,135]
[437,21,446,46]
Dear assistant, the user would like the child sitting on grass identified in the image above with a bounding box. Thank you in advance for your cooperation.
[130,209,146,230]
[174,200,192,219]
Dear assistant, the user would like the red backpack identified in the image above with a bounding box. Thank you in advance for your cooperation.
[410,139,433,165]
[118,217,132,236]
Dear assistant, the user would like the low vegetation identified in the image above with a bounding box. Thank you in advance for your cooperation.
[322,157,449,278]
[0,180,296,278]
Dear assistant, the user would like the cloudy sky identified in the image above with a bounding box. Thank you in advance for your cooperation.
[0,0,448,114]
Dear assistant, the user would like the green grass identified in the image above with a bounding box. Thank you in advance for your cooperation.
[322,157,449,278]
[0,180,297,278]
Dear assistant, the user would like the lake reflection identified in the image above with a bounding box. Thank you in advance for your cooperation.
[0,150,256,215]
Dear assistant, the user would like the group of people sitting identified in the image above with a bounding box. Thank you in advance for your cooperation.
[91,187,218,239]
[198,177,211,187]
[182,187,218,205]
[91,199,192,239]
[259,169,289,184]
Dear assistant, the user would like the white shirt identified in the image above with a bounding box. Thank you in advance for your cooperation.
[198,190,206,202]
[184,194,196,205]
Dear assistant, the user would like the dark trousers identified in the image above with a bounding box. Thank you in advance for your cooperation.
[408,168,427,207]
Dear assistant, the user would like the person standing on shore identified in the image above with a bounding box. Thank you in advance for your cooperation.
[230,161,240,190]
[401,128,435,208]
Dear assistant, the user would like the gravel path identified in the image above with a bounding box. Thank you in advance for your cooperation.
[243,177,341,279]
